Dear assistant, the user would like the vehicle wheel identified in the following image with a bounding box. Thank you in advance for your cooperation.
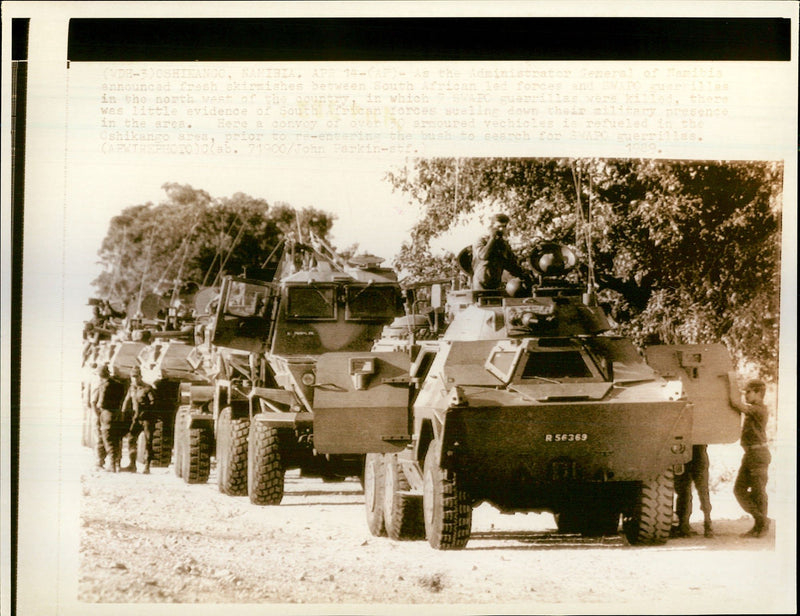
[364,453,386,537]
[173,407,188,479]
[137,414,173,468]
[247,420,284,505]
[183,424,212,484]
[422,443,472,550]
[216,406,249,496]
[384,453,424,540]
[150,415,173,467]
[622,470,674,545]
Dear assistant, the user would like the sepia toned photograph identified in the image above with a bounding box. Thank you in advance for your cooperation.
[3,3,797,615]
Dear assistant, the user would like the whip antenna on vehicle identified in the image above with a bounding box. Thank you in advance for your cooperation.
[202,213,242,287]
[107,225,127,304]
[136,227,156,317]
[168,215,202,324]
[212,219,248,288]
[571,160,597,306]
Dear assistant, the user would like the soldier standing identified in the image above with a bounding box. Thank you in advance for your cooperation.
[727,373,772,537]
[672,444,713,537]
[95,364,126,472]
[471,213,527,291]
[120,366,157,474]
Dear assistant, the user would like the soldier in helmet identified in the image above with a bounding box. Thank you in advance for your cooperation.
[471,213,528,291]
[94,363,126,472]
[120,365,157,473]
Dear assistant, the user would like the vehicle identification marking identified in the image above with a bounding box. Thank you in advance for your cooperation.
[545,433,588,442]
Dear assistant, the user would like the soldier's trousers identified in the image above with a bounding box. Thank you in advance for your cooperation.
[127,414,154,465]
[93,407,107,465]
[99,409,126,467]
[675,444,712,527]
[734,447,770,525]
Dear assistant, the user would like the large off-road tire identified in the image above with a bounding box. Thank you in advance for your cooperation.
[216,406,250,496]
[183,425,212,484]
[151,415,173,467]
[247,420,284,505]
[173,407,188,479]
[622,470,674,545]
[364,453,386,537]
[422,443,472,550]
[384,453,424,540]
[137,414,173,468]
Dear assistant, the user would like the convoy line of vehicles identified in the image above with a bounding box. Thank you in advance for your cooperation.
[81,234,740,550]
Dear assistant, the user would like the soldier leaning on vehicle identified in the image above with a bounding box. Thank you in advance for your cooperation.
[120,365,157,474]
[727,373,772,538]
[93,363,126,472]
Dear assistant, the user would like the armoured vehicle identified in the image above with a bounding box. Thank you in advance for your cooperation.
[311,242,740,549]
[175,238,406,503]
[136,329,207,468]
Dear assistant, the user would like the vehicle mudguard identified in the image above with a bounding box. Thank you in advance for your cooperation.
[312,351,412,454]
[645,343,740,444]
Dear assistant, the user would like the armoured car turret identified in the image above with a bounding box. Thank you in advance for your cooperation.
[312,242,741,548]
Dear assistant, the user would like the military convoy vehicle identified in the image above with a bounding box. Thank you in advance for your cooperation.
[175,238,406,504]
[136,330,207,468]
[310,241,741,549]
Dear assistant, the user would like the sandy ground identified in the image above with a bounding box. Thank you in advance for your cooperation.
[74,440,793,615]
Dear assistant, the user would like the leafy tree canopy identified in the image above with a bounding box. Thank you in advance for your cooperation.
[92,183,336,311]
[387,158,782,379]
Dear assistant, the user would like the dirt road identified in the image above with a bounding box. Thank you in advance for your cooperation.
[76,443,789,614]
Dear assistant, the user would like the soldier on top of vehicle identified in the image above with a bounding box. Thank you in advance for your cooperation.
[471,213,529,291]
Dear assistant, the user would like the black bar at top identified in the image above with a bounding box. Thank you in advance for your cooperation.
[13,18,29,61]
[67,17,790,62]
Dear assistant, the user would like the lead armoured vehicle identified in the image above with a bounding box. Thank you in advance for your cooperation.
[311,242,740,549]
[176,238,406,503]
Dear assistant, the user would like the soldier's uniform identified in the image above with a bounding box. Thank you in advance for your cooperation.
[121,368,157,474]
[672,444,713,537]
[471,214,526,291]
[732,379,771,537]
[95,365,126,472]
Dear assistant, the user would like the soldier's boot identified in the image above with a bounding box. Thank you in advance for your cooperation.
[143,460,151,475]
[121,452,137,473]
[95,443,107,469]
[703,517,714,538]
[671,517,694,537]
[749,517,770,538]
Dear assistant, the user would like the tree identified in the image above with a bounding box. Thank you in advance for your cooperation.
[388,158,783,379]
[92,184,337,313]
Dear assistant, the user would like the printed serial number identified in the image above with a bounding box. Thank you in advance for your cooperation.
[546,433,588,442]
